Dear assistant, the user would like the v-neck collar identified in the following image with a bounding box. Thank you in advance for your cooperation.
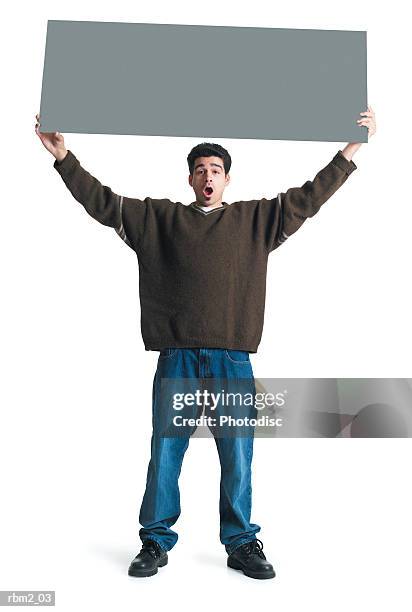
[189,202,229,216]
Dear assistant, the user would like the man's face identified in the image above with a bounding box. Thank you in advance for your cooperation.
[188,156,230,206]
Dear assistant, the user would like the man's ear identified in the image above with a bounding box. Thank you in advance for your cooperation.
[188,174,193,187]
[225,173,230,186]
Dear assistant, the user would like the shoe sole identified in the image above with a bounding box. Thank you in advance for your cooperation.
[128,556,168,578]
[227,557,275,580]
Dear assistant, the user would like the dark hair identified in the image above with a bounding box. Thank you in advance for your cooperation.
[187,142,231,176]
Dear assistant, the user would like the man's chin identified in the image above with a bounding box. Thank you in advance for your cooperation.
[199,196,214,205]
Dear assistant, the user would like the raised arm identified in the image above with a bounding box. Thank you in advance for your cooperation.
[265,106,376,252]
[262,149,357,253]
[52,150,130,242]
[35,113,145,250]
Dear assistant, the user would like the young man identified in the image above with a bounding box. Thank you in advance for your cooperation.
[35,108,376,580]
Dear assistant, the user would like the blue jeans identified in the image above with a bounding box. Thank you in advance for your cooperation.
[138,348,261,555]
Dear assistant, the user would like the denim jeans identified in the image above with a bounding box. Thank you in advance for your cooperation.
[138,348,261,555]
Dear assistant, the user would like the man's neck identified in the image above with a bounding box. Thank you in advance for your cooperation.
[195,201,224,210]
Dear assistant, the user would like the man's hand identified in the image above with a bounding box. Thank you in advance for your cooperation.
[341,105,376,161]
[35,112,68,162]
[356,105,376,137]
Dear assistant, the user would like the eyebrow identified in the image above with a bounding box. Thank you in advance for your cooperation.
[194,162,223,171]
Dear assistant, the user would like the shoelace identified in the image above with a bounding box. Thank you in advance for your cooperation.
[240,538,266,559]
[141,540,162,559]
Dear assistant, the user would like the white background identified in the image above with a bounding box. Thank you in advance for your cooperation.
[1,1,411,610]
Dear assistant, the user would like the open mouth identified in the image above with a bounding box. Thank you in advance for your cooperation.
[203,186,214,197]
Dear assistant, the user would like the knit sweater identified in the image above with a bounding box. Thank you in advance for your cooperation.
[53,149,357,352]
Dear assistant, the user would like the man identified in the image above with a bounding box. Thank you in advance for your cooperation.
[35,107,376,579]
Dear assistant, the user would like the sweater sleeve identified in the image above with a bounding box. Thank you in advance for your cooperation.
[264,150,357,253]
[53,150,147,251]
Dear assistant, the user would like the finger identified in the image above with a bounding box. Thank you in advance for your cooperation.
[359,111,372,117]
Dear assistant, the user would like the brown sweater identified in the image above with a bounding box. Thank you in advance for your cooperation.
[54,149,357,352]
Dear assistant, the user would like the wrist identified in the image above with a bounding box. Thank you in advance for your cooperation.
[54,148,68,163]
[340,143,361,162]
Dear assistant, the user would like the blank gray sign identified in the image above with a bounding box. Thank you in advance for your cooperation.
[39,21,368,143]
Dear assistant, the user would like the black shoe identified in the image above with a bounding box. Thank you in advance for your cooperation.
[128,540,168,577]
[227,539,275,579]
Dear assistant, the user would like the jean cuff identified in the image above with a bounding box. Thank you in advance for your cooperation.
[140,535,168,552]
[226,536,257,556]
